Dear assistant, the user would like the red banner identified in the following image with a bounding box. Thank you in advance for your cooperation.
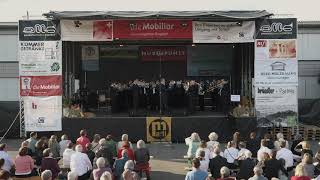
[114,19,192,40]
[140,46,187,62]
[93,20,113,41]
[20,76,62,96]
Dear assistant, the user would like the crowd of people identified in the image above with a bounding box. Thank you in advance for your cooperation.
[0,130,151,180]
[185,131,320,180]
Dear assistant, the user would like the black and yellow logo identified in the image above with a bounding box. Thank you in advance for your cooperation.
[146,117,171,142]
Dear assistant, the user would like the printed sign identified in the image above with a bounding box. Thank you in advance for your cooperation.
[24,96,62,131]
[140,46,186,61]
[256,18,297,39]
[20,75,62,96]
[146,117,171,142]
[255,86,298,127]
[19,20,60,41]
[82,45,99,71]
[193,21,255,43]
[114,19,192,40]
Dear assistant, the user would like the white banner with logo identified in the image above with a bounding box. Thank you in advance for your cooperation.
[255,86,298,127]
[61,20,113,41]
[193,21,255,43]
[19,41,62,76]
[24,96,62,131]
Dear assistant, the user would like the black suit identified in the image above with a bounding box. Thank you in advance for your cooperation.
[209,155,228,179]
[237,158,256,180]
[264,158,287,179]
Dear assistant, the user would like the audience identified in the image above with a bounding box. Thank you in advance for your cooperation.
[100,171,113,180]
[105,135,117,158]
[14,147,35,178]
[185,132,201,159]
[91,157,112,180]
[216,166,233,180]
[118,134,133,150]
[41,170,52,180]
[295,141,313,157]
[27,132,38,154]
[257,139,272,162]
[118,141,134,161]
[185,158,208,180]
[114,150,129,180]
[67,171,78,180]
[134,140,150,179]
[223,141,239,169]
[122,160,139,180]
[59,134,71,156]
[196,141,211,162]
[237,141,251,160]
[20,141,33,157]
[291,134,303,156]
[276,140,294,171]
[314,151,320,176]
[96,138,114,167]
[91,134,101,153]
[76,129,90,153]
[0,169,11,180]
[246,132,260,158]
[209,147,228,179]
[198,150,209,172]
[35,137,48,166]
[264,134,275,150]
[264,150,287,179]
[0,144,14,173]
[248,166,268,180]
[41,148,60,179]
[274,133,289,151]
[48,135,60,158]
[207,132,219,152]
[291,164,311,180]
[300,153,314,178]
[86,143,96,165]
[70,145,92,180]
[237,151,255,180]
[232,132,241,149]
[63,142,75,168]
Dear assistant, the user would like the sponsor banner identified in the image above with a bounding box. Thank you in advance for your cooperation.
[24,96,62,131]
[100,45,139,60]
[193,21,255,43]
[19,20,60,41]
[82,45,99,71]
[140,46,186,62]
[20,75,62,96]
[19,41,62,76]
[255,86,298,127]
[61,20,113,41]
[256,18,297,39]
[114,19,192,40]
[255,39,297,60]
[146,117,171,142]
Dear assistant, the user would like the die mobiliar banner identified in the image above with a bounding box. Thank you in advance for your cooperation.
[20,75,62,96]
[113,19,192,40]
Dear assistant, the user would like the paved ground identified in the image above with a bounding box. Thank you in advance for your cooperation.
[1,139,320,180]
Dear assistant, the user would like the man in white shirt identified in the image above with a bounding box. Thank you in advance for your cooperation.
[63,142,75,168]
[257,139,271,162]
[0,144,14,172]
[276,140,294,170]
[223,141,239,165]
[70,145,92,179]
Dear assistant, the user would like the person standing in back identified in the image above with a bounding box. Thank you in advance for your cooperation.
[76,129,90,153]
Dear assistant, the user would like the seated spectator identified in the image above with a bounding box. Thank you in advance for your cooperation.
[185,132,201,159]
[70,145,92,180]
[27,132,38,154]
[232,132,241,149]
[314,150,320,176]
[291,134,303,156]
[198,150,209,172]
[211,144,224,158]
[76,129,90,153]
[105,135,117,158]
[264,133,275,150]
[63,142,75,168]
[264,150,288,180]
[257,139,272,162]
[295,141,313,157]
[118,141,134,161]
[91,134,101,153]
[134,140,150,179]
[276,140,294,171]
[122,160,139,180]
[237,141,251,160]
[95,138,114,168]
[100,171,113,180]
[86,143,95,165]
[41,170,52,180]
[114,150,129,180]
[248,166,268,180]
[34,137,48,166]
[209,147,228,179]
[91,157,112,180]
[216,166,234,180]
[14,147,35,178]
[300,153,314,178]
[59,134,71,156]
[21,141,33,157]
[0,170,11,180]
[196,141,211,162]
[48,135,60,159]
[291,164,311,180]
[246,132,260,158]
[237,151,256,180]
[223,141,239,169]
[185,158,208,180]
[0,144,14,173]
[274,133,289,151]
[257,152,271,168]
[67,171,78,180]
[207,132,219,152]
[0,158,5,170]
[41,148,60,179]
[117,134,133,150]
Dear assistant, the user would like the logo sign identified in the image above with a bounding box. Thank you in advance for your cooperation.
[256,18,297,39]
[140,46,187,62]
[19,20,61,41]
[146,117,171,142]
[20,75,62,96]
[114,19,192,40]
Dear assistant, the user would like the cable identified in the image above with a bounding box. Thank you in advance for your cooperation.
[0,111,20,143]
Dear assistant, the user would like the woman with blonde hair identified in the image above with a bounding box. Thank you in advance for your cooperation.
[295,141,313,157]
[48,135,60,158]
[207,132,219,152]
[300,153,314,178]
[291,164,311,180]
[185,132,201,158]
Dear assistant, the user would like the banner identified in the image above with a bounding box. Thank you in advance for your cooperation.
[146,117,171,142]
[19,20,60,41]
[193,21,255,43]
[114,19,192,40]
[19,41,62,76]
[82,45,99,71]
[61,20,113,41]
[100,45,139,60]
[20,75,62,96]
[256,18,297,39]
[140,46,186,62]
[255,86,298,127]
[24,96,62,131]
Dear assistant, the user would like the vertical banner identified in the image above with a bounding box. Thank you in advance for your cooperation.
[146,117,171,142]
[81,45,99,71]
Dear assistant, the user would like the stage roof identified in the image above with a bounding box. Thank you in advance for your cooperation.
[43,11,273,20]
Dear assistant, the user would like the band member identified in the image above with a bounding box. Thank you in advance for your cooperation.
[198,81,205,111]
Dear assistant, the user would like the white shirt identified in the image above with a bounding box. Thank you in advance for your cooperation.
[70,151,92,176]
[196,148,212,161]
[223,147,239,163]
[59,140,71,156]
[274,140,289,151]
[257,146,271,162]
[237,148,251,160]
[63,148,75,167]
[199,159,209,172]
[207,141,219,152]
[276,148,294,169]
[0,151,14,172]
